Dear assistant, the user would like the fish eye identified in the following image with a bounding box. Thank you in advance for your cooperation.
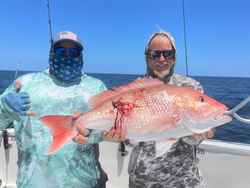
[199,96,205,102]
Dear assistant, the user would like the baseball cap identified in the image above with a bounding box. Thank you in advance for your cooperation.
[51,31,84,51]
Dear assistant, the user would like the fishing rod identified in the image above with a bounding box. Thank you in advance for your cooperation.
[47,0,53,47]
[224,96,250,124]
[182,0,189,77]
[8,61,21,127]
[3,61,22,149]
[14,61,20,80]
[3,0,53,149]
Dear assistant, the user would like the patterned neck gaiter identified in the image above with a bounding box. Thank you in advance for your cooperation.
[49,54,83,81]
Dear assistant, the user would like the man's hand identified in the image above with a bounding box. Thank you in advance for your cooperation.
[72,124,89,145]
[192,128,216,139]
[71,111,126,144]
[71,111,89,145]
[5,80,36,116]
[101,128,126,142]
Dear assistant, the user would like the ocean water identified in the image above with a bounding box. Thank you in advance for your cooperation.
[1,70,250,144]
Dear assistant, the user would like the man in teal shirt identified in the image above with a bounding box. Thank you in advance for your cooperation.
[0,31,114,188]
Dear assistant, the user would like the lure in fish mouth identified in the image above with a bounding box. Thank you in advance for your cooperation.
[38,76,232,156]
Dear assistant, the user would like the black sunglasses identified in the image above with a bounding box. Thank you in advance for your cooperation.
[146,50,175,60]
[53,47,81,57]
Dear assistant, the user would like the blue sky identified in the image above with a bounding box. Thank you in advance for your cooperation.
[0,0,249,77]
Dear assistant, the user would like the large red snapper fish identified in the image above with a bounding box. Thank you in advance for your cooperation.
[38,77,232,156]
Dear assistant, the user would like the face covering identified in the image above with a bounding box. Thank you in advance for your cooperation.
[49,54,83,81]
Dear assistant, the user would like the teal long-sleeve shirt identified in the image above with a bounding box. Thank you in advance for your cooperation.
[0,69,107,188]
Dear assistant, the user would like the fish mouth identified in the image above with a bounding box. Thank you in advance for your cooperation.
[213,106,229,121]
[210,106,232,126]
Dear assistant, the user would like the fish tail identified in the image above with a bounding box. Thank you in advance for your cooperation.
[38,115,78,154]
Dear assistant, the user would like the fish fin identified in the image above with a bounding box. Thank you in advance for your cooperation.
[111,76,163,93]
[88,76,164,108]
[155,139,175,157]
[38,115,78,154]
[137,117,179,133]
[46,128,77,154]
[185,125,214,134]
[88,90,119,108]
[188,116,232,134]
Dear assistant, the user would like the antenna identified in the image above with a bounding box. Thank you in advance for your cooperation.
[14,61,21,80]
[182,0,189,77]
[47,0,53,47]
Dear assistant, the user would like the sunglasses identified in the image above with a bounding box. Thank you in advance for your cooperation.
[146,50,175,60]
[53,47,81,57]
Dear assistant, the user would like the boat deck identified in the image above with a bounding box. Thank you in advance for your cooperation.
[1,129,250,188]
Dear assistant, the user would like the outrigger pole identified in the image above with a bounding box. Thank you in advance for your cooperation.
[182,0,189,77]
